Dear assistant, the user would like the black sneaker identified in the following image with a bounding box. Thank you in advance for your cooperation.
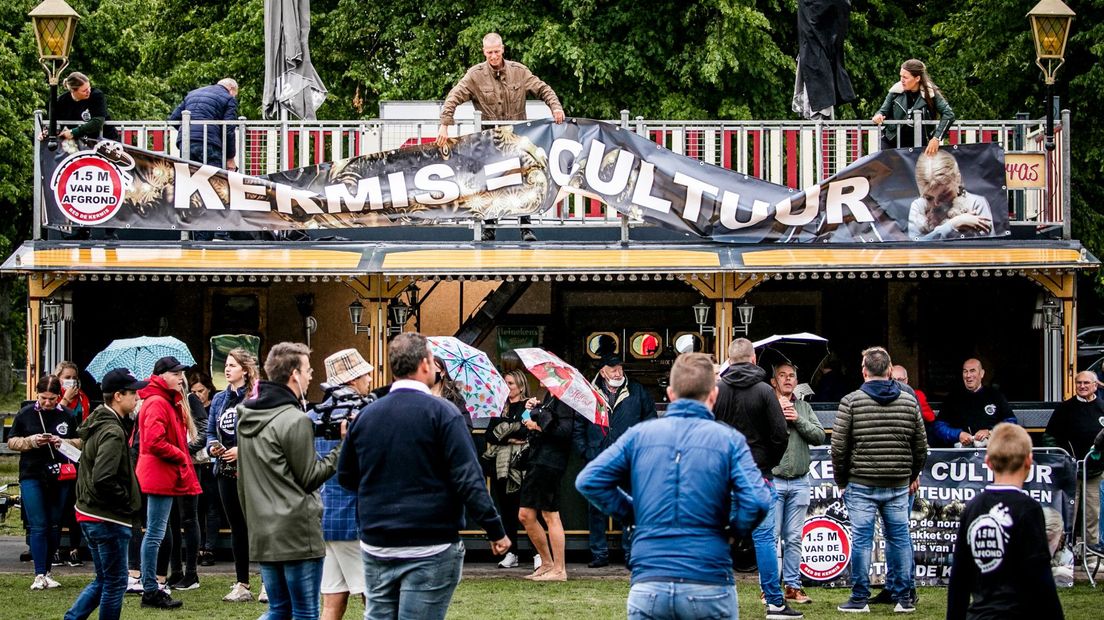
[51,552,63,567]
[868,588,895,605]
[141,589,183,609]
[587,558,609,568]
[198,551,216,567]
[837,598,870,613]
[165,572,184,589]
[766,603,804,619]
[173,573,200,591]
[67,549,83,567]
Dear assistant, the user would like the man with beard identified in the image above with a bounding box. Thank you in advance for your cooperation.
[713,338,797,619]
[573,354,656,568]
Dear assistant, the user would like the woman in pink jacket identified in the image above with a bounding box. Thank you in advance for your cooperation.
[135,357,201,610]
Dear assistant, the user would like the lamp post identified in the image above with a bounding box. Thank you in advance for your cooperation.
[732,301,755,337]
[692,301,714,336]
[29,0,81,152]
[388,300,413,336]
[1027,0,1075,151]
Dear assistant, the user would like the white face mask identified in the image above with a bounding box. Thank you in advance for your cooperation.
[606,376,625,388]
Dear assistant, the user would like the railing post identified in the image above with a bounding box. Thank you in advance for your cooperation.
[180,110,190,160]
[33,110,44,241]
[237,115,246,171]
[635,115,646,138]
[814,118,824,183]
[280,111,290,171]
[473,109,482,132]
[472,110,483,241]
[1061,109,1071,240]
[912,109,923,148]
[620,109,630,129]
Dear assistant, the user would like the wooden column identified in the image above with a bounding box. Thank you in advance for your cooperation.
[26,273,68,400]
[344,276,411,386]
[683,273,765,361]
[1028,271,1076,399]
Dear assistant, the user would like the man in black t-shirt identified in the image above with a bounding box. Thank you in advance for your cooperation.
[1043,370,1104,549]
[933,358,1017,447]
[947,423,1063,619]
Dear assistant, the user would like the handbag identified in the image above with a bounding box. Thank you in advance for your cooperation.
[509,444,532,471]
[57,463,77,481]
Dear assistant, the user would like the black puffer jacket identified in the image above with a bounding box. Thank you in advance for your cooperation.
[713,363,788,477]
[831,380,927,488]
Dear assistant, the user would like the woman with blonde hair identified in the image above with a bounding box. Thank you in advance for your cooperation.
[484,368,532,568]
[206,348,261,602]
[872,59,955,155]
[907,150,994,240]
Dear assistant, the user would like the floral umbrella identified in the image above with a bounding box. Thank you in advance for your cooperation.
[514,348,610,426]
[428,336,509,419]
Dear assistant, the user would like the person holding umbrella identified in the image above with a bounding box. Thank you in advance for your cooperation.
[135,356,201,610]
[519,390,576,581]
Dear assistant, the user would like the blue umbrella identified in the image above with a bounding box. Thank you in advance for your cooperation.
[85,336,197,382]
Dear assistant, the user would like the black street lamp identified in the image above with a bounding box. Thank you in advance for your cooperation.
[28,0,80,152]
[1027,0,1075,151]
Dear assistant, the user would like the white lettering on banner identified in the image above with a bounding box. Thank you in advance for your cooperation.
[549,139,583,186]
[275,184,323,215]
[173,163,223,210]
[485,158,523,191]
[413,164,460,205]
[323,177,385,213]
[718,191,770,230]
[630,162,672,214]
[584,140,634,195]
[775,192,817,226]
[387,172,409,209]
[227,172,269,212]
[673,172,719,222]
[825,177,874,224]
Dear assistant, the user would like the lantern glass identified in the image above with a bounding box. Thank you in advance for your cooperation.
[1027,0,1075,61]
[29,0,80,60]
[737,302,755,326]
[348,300,364,326]
[692,302,710,327]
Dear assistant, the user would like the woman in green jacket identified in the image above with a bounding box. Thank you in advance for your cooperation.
[872,59,955,155]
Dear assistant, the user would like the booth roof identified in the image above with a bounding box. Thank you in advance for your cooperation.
[0,239,1097,279]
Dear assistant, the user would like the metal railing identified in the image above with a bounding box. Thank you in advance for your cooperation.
[34,108,1069,240]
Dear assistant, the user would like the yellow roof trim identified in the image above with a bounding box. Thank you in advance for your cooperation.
[16,247,363,270]
[742,247,1084,268]
[381,249,723,270]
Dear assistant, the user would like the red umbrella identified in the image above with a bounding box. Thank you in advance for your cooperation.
[514,348,610,426]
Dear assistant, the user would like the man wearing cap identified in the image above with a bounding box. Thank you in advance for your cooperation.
[573,353,657,568]
[311,349,373,620]
[64,369,147,620]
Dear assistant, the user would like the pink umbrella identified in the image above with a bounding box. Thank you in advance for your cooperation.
[514,348,609,426]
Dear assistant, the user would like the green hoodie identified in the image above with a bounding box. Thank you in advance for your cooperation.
[236,381,341,563]
[75,405,141,526]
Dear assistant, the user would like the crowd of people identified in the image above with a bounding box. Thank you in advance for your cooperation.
[8,333,1101,620]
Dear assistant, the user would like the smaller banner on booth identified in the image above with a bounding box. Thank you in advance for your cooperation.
[800,447,1076,587]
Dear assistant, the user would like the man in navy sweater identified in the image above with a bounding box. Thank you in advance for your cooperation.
[337,332,509,620]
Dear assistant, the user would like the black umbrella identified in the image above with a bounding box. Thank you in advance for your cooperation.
[753,332,831,388]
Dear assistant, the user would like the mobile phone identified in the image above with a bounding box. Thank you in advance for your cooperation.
[521,411,531,422]
[209,440,225,452]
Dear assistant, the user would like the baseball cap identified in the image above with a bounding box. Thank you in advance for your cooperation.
[102,368,149,394]
[153,356,189,375]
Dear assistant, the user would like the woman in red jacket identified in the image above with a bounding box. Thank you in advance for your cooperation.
[135,357,201,610]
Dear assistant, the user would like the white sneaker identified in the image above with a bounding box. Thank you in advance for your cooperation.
[258,584,268,603]
[43,573,61,589]
[533,555,542,570]
[126,576,142,594]
[223,582,253,602]
[498,552,519,568]
[30,574,49,590]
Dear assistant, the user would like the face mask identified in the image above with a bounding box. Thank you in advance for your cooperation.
[606,377,625,388]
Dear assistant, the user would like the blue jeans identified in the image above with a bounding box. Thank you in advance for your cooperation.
[259,558,324,620]
[752,479,782,606]
[362,541,465,620]
[20,478,71,575]
[140,495,174,594]
[844,483,913,603]
[64,522,131,620]
[588,501,632,562]
[773,476,811,588]
[627,581,738,620]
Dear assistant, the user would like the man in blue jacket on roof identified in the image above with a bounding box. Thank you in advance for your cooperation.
[576,352,771,620]
[168,78,239,170]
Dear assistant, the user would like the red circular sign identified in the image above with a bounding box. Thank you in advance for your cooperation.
[51,154,126,225]
[799,516,851,581]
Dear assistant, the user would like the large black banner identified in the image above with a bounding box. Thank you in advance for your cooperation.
[799,448,1076,587]
[42,119,1008,243]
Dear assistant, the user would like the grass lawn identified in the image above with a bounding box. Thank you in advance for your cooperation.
[0,573,1096,619]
